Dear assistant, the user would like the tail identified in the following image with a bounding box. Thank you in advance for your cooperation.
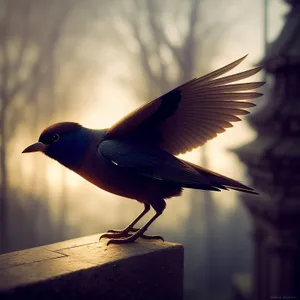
[182,159,258,195]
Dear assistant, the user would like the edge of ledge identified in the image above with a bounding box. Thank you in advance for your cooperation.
[0,233,184,293]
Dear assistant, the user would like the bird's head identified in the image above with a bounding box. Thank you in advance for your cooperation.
[22,122,90,169]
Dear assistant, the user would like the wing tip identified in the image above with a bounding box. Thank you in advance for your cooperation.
[253,81,266,89]
[229,54,249,69]
[226,186,259,195]
[240,53,249,60]
[255,92,264,98]
[252,66,264,73]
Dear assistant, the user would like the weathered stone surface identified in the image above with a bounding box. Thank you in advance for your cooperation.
[0,234,184,300]
[0,247,64,270]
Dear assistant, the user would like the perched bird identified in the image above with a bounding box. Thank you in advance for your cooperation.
[22,55,264,245]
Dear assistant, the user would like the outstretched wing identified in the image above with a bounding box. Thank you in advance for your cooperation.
[105,55,265,155]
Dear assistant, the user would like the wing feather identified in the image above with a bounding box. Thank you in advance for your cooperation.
[198,67,263,87]
[99,139,218,187]
[106,56,264,154]
[188,55,248,83]
[189,82,265,93]
[195,101,256,108]
[184,92,263,100]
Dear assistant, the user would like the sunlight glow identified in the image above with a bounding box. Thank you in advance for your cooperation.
[12,0,288,236]
[80,81,137,129]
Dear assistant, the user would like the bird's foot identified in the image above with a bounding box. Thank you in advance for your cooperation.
[107,235,138,245]
[99,227,141,240]
[99,231,131,240]
[106,232,164,245]
[106,227,139,233]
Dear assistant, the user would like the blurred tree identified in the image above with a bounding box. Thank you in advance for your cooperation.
[110,0,216,98]
[0,0,116,252]
[0,0,74,252]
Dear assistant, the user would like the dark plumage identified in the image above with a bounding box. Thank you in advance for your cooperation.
[22,56,264,244]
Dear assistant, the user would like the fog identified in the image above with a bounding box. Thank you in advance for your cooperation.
[0,0,288,299]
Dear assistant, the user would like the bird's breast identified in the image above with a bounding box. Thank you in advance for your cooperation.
[75,149,149,200]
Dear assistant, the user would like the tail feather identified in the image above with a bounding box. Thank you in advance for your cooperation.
[182,159,258,195]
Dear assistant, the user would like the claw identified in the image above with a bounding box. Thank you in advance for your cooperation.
[107,235,138,245]
[106,227,140,234]
[106,233,164,245]
[103,210,163,245]
[99,231,132,240]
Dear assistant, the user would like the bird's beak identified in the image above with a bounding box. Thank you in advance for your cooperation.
[22,142,47,153]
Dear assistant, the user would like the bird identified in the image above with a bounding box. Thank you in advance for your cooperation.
[22,55,264,245]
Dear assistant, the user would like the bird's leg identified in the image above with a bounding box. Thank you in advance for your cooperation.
[99,203,150,240]
[106,211,163,245]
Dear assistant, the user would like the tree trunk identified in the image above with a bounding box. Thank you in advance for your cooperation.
[0,99,8,253]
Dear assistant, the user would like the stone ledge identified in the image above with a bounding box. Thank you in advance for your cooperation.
[0,234,184,300]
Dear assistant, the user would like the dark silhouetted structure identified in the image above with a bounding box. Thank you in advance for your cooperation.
[232,1,300,299]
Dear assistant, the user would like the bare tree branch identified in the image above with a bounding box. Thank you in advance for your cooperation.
[146,1,183,75]
[125,5,162,92]
[180,0,200,82]
[11,0,32,77]
[9,3,72,103]
[0,0,12,101]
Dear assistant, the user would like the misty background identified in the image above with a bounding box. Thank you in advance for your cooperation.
[0,0,288,299]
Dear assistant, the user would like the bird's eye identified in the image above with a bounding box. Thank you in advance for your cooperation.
[51,134,60,143]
